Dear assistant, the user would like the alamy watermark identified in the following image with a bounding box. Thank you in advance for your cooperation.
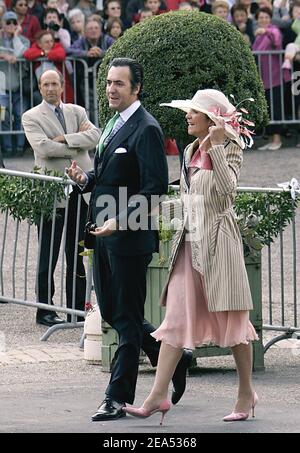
[291,71,300,96]
[94,188,205,241]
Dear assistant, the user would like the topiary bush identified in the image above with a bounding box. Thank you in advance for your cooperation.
[97,11,268,144]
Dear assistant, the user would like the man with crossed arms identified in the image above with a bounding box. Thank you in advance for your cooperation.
[22,69,100,327]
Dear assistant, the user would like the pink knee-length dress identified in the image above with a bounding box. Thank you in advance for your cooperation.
[151,147,258,350]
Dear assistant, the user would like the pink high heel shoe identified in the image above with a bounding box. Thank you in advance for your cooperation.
[123,399,171,426]
[223,392,259,422]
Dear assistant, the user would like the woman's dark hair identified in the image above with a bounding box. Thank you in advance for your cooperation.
[231,4,248,18]
[255,7,272,20]
[43,7,60,21]
[109,58,144,98]
[103,0,122,20]
[12,0,28,7]
[289,0,300,17]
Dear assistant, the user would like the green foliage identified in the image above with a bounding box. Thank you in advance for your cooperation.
[97,11,268,145]
[0,167,67,225]
[235,191,298,257]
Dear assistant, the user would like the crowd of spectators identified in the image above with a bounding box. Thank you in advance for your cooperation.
[0,0,300,154]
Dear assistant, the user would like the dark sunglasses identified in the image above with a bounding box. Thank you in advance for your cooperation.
[6,19,18,25]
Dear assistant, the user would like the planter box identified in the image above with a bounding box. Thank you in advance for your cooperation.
[101,241,264,371]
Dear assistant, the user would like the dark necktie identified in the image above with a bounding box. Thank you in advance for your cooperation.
[55,106,67,134]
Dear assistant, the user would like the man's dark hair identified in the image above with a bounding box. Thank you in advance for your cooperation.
[231,4,248,17]
[44,7,60,21]
[38,69,64,87]
[109,58,144,98]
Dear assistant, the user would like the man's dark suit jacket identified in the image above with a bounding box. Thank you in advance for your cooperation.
[84,105,169,256]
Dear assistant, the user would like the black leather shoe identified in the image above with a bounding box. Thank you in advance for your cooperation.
[91,398,126,422]
[36,313,66,327]
[171,350,193,405]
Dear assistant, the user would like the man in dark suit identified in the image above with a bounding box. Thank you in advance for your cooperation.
[66,58,192,421]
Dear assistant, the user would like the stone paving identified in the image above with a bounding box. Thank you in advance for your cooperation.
[0,343,83,365]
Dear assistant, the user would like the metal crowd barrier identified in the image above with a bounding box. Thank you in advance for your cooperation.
[252,50,300,125]
[0,170,299,351]
[0,169,94,341]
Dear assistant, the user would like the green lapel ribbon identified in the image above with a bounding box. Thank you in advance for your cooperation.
[97,112,120,156]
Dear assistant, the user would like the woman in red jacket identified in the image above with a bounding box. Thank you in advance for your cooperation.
[23,29,74,103]
[12,0,41,44]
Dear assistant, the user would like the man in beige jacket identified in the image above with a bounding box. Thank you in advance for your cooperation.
[22,69,100,327]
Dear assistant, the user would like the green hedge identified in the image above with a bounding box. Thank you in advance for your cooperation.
[97,11,268,144]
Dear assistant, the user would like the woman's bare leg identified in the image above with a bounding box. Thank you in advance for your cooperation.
[231,342,255,412]
[143,342,183,410]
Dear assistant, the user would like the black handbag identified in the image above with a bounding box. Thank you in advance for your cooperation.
[84,201,96,250]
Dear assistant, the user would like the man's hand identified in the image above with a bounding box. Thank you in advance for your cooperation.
[79,121,92,132]
[14,25,22,37]
[53,135,66,143]
[90,218,118,237]
[1,54,17,64]
[65,160,87,185]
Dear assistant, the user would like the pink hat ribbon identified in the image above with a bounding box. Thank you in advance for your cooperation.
[207,97,255,149]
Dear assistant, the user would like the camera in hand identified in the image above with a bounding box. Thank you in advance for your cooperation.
[85,222,97,234]
[84,221,97,249]
[47,21,60,32]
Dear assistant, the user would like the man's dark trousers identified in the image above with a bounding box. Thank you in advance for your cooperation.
[37,191,88,317]
[94,238,162,404]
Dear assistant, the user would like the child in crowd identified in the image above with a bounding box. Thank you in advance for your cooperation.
[133,0,165,23]
[137,7,153,21]
[106,16,123,40]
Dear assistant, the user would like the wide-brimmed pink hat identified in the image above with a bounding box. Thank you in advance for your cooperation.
[161,89,254,149]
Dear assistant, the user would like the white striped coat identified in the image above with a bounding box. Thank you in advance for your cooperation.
[160,139,253,313]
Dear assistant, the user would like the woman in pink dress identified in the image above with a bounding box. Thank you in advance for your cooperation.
[124,89,259,424]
